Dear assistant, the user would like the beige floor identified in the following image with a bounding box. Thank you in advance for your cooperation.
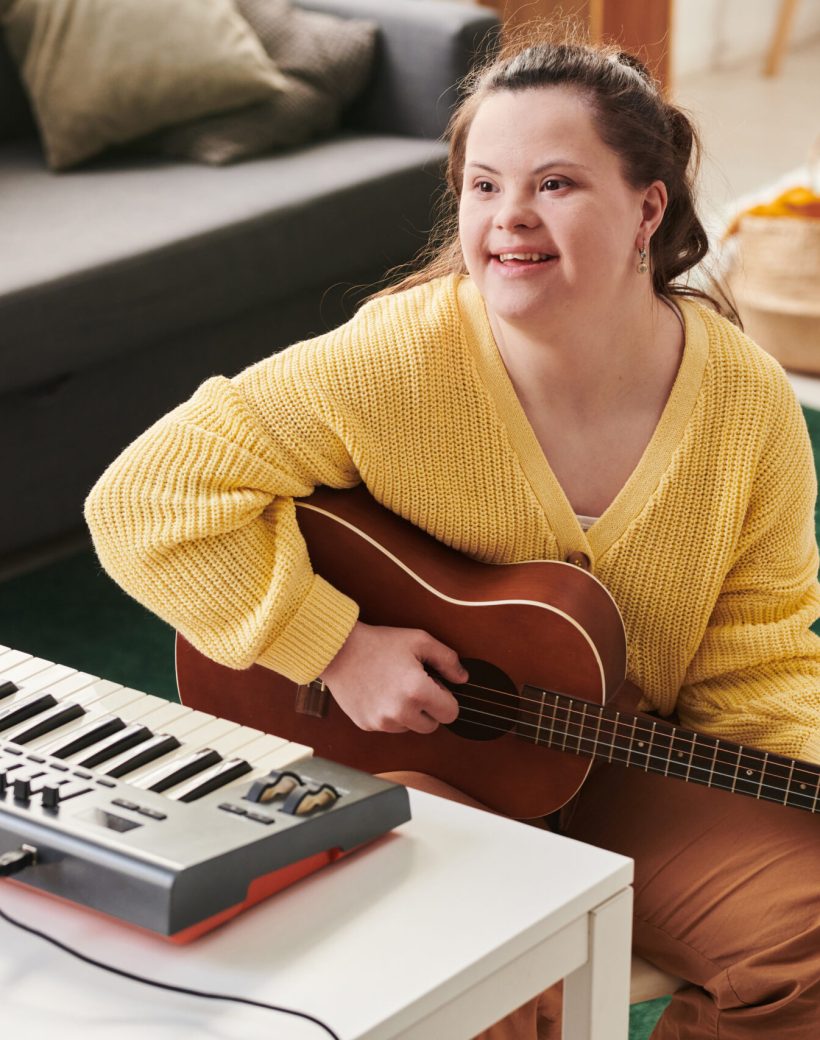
[673,35,820,231]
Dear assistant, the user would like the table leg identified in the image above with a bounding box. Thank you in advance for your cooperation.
[562,887,633,1040]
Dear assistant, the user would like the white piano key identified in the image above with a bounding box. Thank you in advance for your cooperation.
[73,686,142,713]
[188,723,272,759]
[44,673,121,703]
[163,716,239,747]
[13,663,80,695]
[222,731,290,762]
[0,649,33,674]
[251,740,312,773]
[131,701,193,730]
[149,708,220,740]
[113,692,173,723]
[0,655,54,684]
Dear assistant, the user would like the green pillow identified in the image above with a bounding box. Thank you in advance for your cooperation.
[151,0,378,165]
[0,0,289,170]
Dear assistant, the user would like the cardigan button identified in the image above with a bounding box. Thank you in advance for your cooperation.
[565,550,591,570]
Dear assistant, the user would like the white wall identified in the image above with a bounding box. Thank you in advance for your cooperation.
[674,0,820,79]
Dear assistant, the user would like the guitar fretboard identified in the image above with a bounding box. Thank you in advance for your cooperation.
[519,685,820,814]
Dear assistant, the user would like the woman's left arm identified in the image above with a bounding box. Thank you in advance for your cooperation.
[676,384,820,764]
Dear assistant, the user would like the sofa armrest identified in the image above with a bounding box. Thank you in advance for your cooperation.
[294,0,500,139]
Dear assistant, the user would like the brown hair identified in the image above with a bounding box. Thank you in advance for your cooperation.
[374,29,737,321]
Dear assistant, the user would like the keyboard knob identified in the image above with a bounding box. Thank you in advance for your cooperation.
[13,777,32,803]
[41,784,61,810]
[280,782,339,816]
[245,770,301,804]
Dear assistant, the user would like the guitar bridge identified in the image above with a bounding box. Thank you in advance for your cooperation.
[295,679,331,718]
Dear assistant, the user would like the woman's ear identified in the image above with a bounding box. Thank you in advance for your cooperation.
[637,180,668,247]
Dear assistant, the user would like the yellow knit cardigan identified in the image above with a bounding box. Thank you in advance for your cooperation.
[85,275,820,763]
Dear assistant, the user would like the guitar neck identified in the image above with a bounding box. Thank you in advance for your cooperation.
[520,686,820,814]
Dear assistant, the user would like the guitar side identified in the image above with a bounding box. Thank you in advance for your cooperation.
[176,486,628,819]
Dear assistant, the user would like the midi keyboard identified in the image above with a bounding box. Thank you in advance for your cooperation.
[0,645,410,941]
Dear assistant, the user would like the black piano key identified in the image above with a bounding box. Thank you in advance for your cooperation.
[5,701,85,744]
[74,723,154,768]
[167,757,253,803]
[0,680,18,700]
[134,747,223,793]
[102,734,182,778]
[39,714,126,759]
[0,692,57,732]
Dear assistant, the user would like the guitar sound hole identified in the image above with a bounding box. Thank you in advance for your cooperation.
[446,659,518,742]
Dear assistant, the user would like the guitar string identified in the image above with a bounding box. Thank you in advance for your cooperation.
[449,677,820,782]
[440,686,820,800]
[457,685,820,792]
[446,700,819,805]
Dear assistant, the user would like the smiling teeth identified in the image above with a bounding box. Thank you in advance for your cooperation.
[498,253,550,262]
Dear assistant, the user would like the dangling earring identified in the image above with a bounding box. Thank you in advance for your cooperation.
[637,242,649,274]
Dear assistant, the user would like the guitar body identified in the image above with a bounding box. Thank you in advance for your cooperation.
[176,485,629,819]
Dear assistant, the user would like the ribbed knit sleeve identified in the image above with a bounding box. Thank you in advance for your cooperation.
[676,374,820,764]
[84,344,365,685]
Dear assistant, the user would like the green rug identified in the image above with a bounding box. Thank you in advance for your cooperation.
[2,405,819,1040]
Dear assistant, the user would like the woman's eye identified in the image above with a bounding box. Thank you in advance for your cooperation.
[542,178,569,191]
[476,180,495,193]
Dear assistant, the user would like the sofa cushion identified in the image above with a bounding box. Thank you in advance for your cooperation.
[0,33,32,142]
[151,0,377,165]
[0,134,447,392]
[0,0,288,170]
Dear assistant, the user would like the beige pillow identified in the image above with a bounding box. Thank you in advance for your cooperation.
[0,0,289,169]
[152,0,377,166]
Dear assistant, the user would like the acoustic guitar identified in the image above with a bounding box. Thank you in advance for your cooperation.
[176,485,820,820]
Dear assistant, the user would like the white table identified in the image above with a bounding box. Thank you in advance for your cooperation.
[0,789,633,1040]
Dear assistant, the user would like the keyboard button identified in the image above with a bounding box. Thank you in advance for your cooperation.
[245,811,275,825]
[112,798,139,811]
[136,806,167,820]
[218,802,247,816]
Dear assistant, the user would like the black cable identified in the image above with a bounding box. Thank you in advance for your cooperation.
[0,849,341,1040]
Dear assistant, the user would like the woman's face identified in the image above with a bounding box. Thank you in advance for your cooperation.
[458,86,662,332]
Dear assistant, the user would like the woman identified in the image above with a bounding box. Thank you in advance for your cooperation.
[86,35,820,1039]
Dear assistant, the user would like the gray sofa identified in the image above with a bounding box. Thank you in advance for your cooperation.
[0,0,498,561]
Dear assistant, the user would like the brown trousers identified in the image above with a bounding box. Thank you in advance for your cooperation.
[382,765,820,1040]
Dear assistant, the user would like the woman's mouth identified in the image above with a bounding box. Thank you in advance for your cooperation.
[497,252,553,263]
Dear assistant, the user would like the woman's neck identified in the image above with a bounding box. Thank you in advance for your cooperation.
[488,291,683,418]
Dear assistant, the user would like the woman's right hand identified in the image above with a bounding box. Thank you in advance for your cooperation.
[319,621,468,734]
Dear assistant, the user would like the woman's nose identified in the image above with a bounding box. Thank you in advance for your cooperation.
[495,193,540,229]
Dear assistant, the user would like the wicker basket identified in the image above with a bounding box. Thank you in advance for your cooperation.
[726,167,820,373]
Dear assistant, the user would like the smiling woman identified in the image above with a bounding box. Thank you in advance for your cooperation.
[84,28,820,1040]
